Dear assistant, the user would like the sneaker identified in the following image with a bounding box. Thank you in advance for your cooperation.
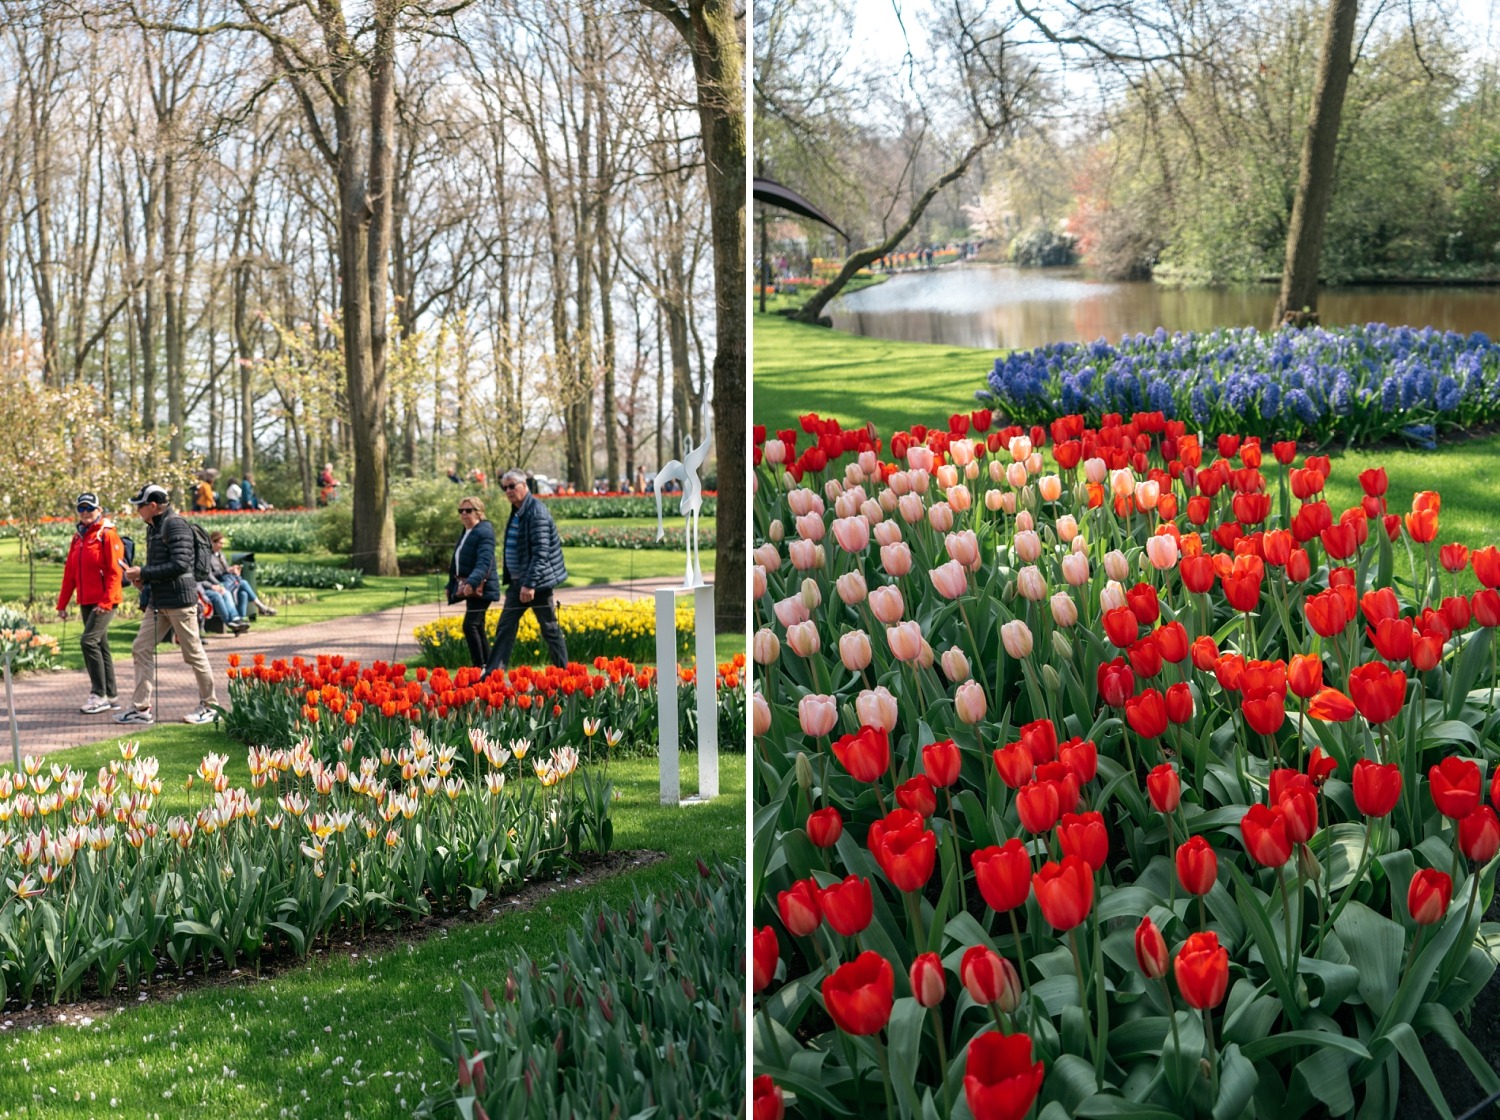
[228,618,251,633]
[103,695,121,709]
[256,602,277,617]
[81,696,116,715]
[79,693,102,713]
[115,707,154,725]
[182,704,216,726]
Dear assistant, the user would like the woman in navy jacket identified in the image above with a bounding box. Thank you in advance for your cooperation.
[447,496,500,667]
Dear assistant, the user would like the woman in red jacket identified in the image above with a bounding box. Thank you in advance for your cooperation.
[56,492,125,714]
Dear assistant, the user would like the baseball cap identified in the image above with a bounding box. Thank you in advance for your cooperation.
[128,483,169,506]
[75,493,99,511]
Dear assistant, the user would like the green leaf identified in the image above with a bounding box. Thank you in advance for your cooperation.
[1162,1009,1204,1103]
[1414,1002,1500,1097]
[885,997,925,1119]
[1387,1022,1456,1120]
[1289,1045,1355,1117]
[1240,1030,1371,1061]
[1076,1097,1193,1120]
[1333,900,1403,1015]
[1212,1043,1259,1120]
[1227,864,1303,1029]
[1445,627,1491,719]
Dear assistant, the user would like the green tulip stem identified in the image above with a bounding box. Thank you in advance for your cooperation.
[1323,817,1373,938]
[1068,927,1100,1084]
[1487,636,1496,729]
[958,599,993,715]
[929,1004,953,1119]
[873,1033,897,1120]
[1009,909,1031,985]
[905,889,925,950]
[759,1003,787,1069]
[1166,812,1177,910]
[1277,866,1296,979]
[946,791,969,913]
[1203,1006,1220,1099]
[1159,979,1182,1094]
[1093,917,1110,1088]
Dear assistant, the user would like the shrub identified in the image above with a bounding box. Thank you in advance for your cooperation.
[255,562,366,589]
[1010,225,1077,267]
[188,511,319,553]
[540,494,718,520]
[413,597,694,668]
[420,860,745,1120]
[556,525,712,550]
[0,605,62,671]
[0,736,612,1006]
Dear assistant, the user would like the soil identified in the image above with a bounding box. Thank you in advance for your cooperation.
[1397,896,1500,1120]
[0,847,664,1034]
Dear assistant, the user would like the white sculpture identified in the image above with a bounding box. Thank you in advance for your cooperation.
[653,436,710,588]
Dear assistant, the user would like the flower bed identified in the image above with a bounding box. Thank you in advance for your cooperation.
[557,524,713,551]
[0,735,611,1007]
[751,411,1500,1120]
[981,324,1500,446]
[255,561,366,589]
[0,605,61,671]
[420,859,744,1119]
[414,597,694,667]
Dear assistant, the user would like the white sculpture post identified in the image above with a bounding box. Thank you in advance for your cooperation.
[653,438,717,805]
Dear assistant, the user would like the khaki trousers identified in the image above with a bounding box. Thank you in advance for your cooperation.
[130,605,217,712]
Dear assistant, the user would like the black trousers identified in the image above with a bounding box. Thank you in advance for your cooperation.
[79,603,117,697]
[462,598,491,668]
[484,585,568,674]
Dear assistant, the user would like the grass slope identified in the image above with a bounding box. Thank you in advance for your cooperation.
[0,723,745,1119]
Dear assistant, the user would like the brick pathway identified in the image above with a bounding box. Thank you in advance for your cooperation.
[2,577,690,757]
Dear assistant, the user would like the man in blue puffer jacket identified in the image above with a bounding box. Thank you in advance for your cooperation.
[482,471,569,677]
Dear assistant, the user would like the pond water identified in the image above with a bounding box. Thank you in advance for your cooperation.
[827,264,1500,350]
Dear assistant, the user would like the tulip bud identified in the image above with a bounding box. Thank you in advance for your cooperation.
[836,570,868,606]
[785,620,820,658]
[954,680,987,725]
[752,628,780,665]
[1056,514,1079,542]
[795,752,815,796]
[1000,620,1033,659]
[1001,580,1018,603]
[1017,566,1047,601]
[839,630,873,672]
[1051,631,1073,662]
[1297,843,1322,881]
[985,489,1005,512]
[1104,550,1129,582]
[917,640,935,670]
[941,646,971,683]
[1050,592,1078,627]
[910,952,946,1008]
[1041,664,1061,693]
[799,578,822,610]
[768,519,784,543]
[1134,916,1169,979]
[1074,482,1091,507]
[1015,510,1035,533]
[752,693,771,736]
[753,565,767,600]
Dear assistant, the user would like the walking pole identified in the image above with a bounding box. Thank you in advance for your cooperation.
[3,650,20,772]
[393,587,410,664]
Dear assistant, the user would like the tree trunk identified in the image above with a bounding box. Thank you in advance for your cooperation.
[1272,0,1359,328]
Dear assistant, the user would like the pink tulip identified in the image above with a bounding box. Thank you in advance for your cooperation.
[836,571,868,606]
[964,461,980,480]
[764,439,786,464]
[1013,529,1041,563]
[947,485,972,512]
[1110,469,1135,500]
[858,450,878,475]
[907,445,935,473]
[930,560,969,600]
[1084,458,1107,484]
[889,471,911,496]
[888,621,923,662]
[941,647,971,682]
[1062,552,1090,587]
[752,693,771,736]
[833,491,860,519]
[878,487,899,513]
[985,490,1006,512]
[928,502,955,532]
[950,438,975,466]
[946,530,981,568]
[1016,566,1047,601]
[799,694,839,738]
[832,517,870,553]
[1056,515,1079,542]
[955,680,988,724]
[772,596,809,628]
[1006,461,1029,488]
[754,543,781,572]
[873,519,903,546]
[1014,511,1035,532]
[1009,435,1032,462]
[798,578,822,610]
[898,493,925,524]
[869,585,905,624]
[857,686,899,732]
[787,489,822,517]
[1001,620,1033,659]
[1038,475,1062,502]
[1100,581,1127,612]
[880,542,913,577]
[860,498,884,523]
[823,479,843,504]
[918,640,935,669]
[1104,550,1130,581]
[1135,479,1160,510]
[936,464,959,489]
[1051,592,1078,627]
[753,565,767,600]
[997,491,1017,514]
[988,460,1005,483]
[840,630,873,672]
[795,512,825,542]
[911,470,931,495]
[1025,452,1043,475]
[788,539,821,570]
[752,628,781,665]
[767,519,784,543]
[1145,535,1179,570]
[786,620,820,658]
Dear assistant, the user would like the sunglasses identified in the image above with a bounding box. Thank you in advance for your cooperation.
[458,507,478,514]
[502,483,521,492]
[76,506,97,514]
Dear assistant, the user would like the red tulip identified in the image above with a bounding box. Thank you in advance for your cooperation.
[1369,617,1414,662]
[1273,439,1297,464]
[806,806,844,848]
[1429,757,1482,820]
[818,875,874,937]
[1287,547,1312,582]
[1057,810,1109,871]
[1442,594,1473,631]
[923,739,962,787]
[1304,590,1350,638]
[1191,635,1220,670]
[972,839,1033,913]
[821,951,895,1035]
[1406,509,1439,543]
[961,945,1020,1009]
[993,741,1035,790]
[1358,467,1388,496]
[1165,682,1194,725]
[1147,763,1181,813]
[1221,562,1264,612]
[1242,689,1286,736]
[1320,521,1359,560]
[1126,582,1161,624]
[777,878,822,936]
[1175,835,1218,895]
[1269,767,1313,804]
[1473,545,1500,590]
[1491,766,1500,813]
[1307,746,1338,786]
[1059,737,1098,784]
[1128,637,1164,679]
[1096,658,1136,707]
[1125,688,1168,739]
[1016,780,1062,833]
[1349,758,1401,817]
[1277,786,1319,844]
[1103,606,1140,649]
[1348,663,1407,724]
[1441,543,1471,573]
[963,1031,1046,1120]
[1135,916,1169,979]
[1361,587,1401,625]
[910,951,947,1008]
[753,1076,785,1120]
[1240,803,1292,867]
[868,809,937,892]
[1233,491,1271,526]
[1475,590,1500,627]
[753,925,779,992]
[831,725,890,782]
[896,774,938,817]
[1181,553,1216,593]
[1306,686,1357,722]
[1214,652,1247,692]
[1032,855,1095,931]
[1154,621,1189,664]
[1460,806,1500,862]
[1174,930,1230,1009]
[1018,719,1058,764]
[1408,868,1453,925]
[1036,763,1081,813]
[1288,654,1323,699]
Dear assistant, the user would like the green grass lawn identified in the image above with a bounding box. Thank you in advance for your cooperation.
[0,722,745,1118]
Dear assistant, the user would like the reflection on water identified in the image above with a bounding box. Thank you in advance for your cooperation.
[828,265,1500,350]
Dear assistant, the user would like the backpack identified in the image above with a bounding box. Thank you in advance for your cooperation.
[186,521,214,583]
[117,533,136,566]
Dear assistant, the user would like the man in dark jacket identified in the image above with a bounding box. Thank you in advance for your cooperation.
[116,483,218,725]
[483,471,569,676]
